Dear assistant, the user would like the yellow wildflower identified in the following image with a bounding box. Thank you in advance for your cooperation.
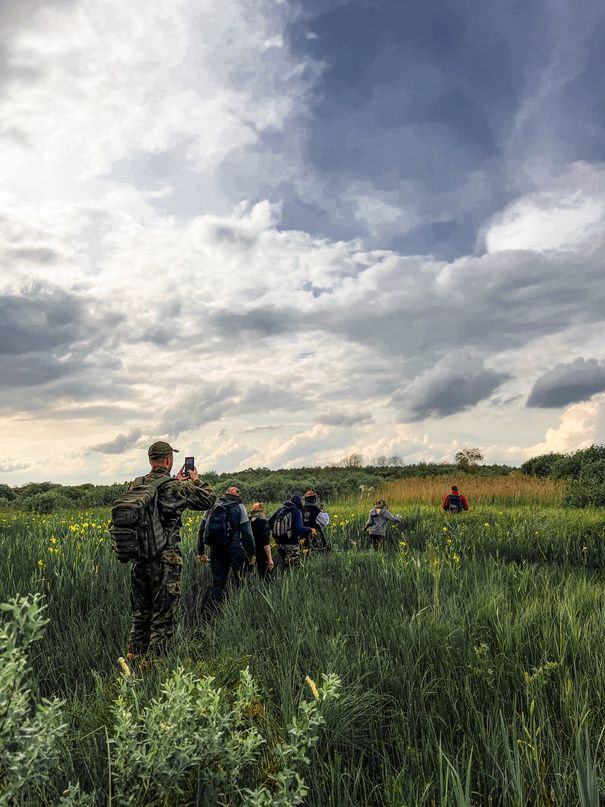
[117,657,132,677]
[305,675,320,702]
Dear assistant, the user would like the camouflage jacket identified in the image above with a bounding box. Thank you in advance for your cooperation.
[130,467,216,547]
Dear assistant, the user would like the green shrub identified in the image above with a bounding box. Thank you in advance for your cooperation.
[521,453,565,477]
[111,665,340,806]
[0,594,68,805]
[565,460,605,508]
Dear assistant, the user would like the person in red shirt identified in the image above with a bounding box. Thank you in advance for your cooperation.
[442,485,469,513]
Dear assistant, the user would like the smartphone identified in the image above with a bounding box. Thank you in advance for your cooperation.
[184,456,195,475]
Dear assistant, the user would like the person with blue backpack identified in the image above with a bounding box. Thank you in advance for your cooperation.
[442,485,469,514]
[197,486,255,607]
[268,493,314,572]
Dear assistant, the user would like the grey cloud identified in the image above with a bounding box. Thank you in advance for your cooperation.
[159,386,236,434]
[4,247,59,263]
[394,356,510,421]
[0,459,29,473]
[0,1,76,89]
[0,285,87,356]
[527,358,605,408]
[159,381,310,436]
[0,284,131,414]
[19,404,144,422]
[318,410,374,427]
[306,244,605,371]
[208,307,307,339]
[243,424,284,433]
[91,429,143,454]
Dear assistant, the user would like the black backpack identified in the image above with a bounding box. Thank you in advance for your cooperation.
[445,493,464,514]
[272,507,293,543]
[110,475,171,562]
[204,501,241,548]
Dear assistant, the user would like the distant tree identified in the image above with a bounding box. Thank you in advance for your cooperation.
[454,448,484,472]
[388,454,402,467]
[374,455,388,467]
[340,453,364,468]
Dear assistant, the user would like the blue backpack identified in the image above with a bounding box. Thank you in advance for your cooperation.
[204,501,241,547]
[445,494,463,513]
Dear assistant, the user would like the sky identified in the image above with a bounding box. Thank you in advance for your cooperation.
[1,0,605,484]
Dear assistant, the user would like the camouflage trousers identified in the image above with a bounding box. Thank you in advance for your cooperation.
[369,535,384,550]
[127,547,183,656]
[278,544,301,572]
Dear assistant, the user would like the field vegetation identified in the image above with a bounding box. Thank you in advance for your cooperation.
[2,465,605,804]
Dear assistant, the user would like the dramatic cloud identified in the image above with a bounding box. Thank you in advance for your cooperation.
[394,356,510,422]
[528,358,605,408]
[1,0,605,482]
[91,429,143,455]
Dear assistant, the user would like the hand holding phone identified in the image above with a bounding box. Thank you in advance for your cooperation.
[176,456,198,481]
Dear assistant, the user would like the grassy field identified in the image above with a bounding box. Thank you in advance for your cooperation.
[2,476,605,805]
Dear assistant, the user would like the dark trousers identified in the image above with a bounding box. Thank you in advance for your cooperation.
[127,547,183,656]
[209,540,249,605]
[278,543,301,572]
[256,552,268,577]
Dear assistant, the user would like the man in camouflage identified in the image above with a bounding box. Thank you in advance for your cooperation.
[127,441,215,659]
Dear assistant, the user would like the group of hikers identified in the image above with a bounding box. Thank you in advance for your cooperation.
[111,441,469,662]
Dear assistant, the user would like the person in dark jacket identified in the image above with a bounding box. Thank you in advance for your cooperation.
[249,502,274,576]
[442,485,469,513]
[302,489,330,552]
[198,486,254,606]
[268,493,313,572]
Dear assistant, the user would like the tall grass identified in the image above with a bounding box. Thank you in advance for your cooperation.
[1,500,604,804]
[371,474,565,506]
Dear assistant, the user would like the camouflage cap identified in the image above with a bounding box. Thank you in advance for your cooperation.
[148,441,179,459]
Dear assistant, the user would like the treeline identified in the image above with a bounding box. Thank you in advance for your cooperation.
[521,444,605,507]
[0,462,516,513]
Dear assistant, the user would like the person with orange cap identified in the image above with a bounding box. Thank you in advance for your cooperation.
[249,502,274,576]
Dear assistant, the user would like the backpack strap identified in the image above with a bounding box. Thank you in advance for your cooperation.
[149,474,173,490]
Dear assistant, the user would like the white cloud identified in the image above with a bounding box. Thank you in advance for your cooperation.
[484,163,605,253]
[527,398,602,456]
